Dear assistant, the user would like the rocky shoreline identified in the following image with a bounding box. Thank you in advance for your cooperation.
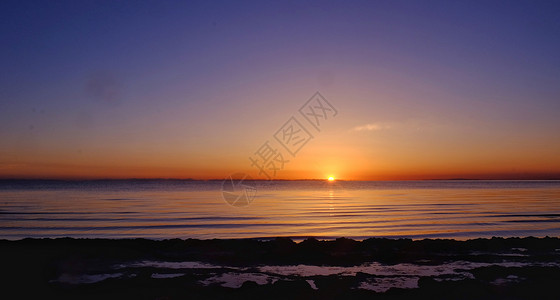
[2,237,560,299]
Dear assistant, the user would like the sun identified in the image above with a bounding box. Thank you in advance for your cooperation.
[328,176,335,181]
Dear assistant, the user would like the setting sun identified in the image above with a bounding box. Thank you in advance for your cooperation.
[2,2,560,298]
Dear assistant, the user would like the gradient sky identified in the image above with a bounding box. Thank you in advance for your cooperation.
[1,0,560,180]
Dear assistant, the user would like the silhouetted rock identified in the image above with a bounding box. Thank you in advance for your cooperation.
[2,237,560,299]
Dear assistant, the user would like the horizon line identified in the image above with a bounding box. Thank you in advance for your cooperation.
[1,177,560,182]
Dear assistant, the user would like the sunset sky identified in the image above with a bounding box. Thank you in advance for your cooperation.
[1,1,560,180]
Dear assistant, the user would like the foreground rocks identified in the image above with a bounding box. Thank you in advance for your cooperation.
[2,237,560,299]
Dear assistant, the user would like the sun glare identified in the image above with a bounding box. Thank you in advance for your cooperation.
[328,176,335,181]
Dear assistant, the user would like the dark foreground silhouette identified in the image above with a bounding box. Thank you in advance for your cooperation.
[2,237,560,299]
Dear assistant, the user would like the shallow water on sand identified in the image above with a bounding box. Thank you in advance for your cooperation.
[1,180,560,240]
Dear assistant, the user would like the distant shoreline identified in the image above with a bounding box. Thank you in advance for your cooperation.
[2,178,560,182]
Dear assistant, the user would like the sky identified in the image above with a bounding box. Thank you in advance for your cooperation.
[1,0,559,180]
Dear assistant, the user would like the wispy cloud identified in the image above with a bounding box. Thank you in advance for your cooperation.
[351,123,391,132]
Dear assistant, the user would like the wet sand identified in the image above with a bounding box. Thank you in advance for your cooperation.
[2,237,560,299]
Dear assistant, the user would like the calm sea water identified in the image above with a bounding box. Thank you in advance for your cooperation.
[1,180,560,240]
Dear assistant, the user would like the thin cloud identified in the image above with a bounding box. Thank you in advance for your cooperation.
[351,123,391,132]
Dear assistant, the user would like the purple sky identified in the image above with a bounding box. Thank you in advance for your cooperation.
[1,0,559,179]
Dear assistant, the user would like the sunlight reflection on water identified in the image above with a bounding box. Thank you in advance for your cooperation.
[1,180,560,240]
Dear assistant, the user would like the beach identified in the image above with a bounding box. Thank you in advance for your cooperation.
[3,237,560,299]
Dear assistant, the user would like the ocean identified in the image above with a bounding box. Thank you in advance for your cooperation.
[1,180,560,240]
